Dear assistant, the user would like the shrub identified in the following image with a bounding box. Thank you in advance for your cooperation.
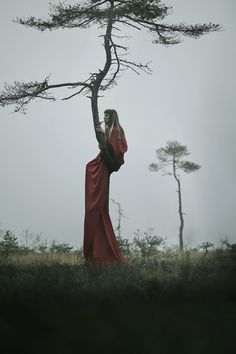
[132,229,166,258]
[117,235,132,256]
[49,240,74,253]
[0,230,19,261]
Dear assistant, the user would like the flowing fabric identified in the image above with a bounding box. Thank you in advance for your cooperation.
[83,126,129,267]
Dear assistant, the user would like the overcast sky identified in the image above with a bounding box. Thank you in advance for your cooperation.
[0,0,235,249]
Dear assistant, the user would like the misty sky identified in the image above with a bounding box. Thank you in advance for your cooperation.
[0,0,235,249]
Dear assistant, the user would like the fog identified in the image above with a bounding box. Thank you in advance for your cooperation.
[0,0,235,248]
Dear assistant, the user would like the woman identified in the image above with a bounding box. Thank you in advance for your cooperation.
[83,109,129,267]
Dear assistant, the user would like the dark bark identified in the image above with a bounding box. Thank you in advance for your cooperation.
[90,1,114,145]
[111,199,122,238]
[173,159,184,251]
[90,91,116,171]
[90,0,117,169]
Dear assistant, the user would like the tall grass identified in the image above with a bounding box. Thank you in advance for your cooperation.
[1,248,236,301]
[0,248,235,354]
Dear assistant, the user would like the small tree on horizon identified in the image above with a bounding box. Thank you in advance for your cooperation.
[149,141,201,251]
[110,198,126,238]
[0,230,19,261]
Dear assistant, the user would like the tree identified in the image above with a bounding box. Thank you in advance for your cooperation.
[0,230,19,261]
[133,229,165,258]
[49,240,74,253]
[0,0,220,151]
[110,198,126,238]
[199,241,214,255]
[149,141,201,251]
[110,198,132,256]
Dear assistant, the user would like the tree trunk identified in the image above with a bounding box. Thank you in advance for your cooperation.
[117,203,121,238]
[90,0,114,145]
[111,199,122,238]
[91,90,104,145]
[88,1,117,171]
[173,160,184,251]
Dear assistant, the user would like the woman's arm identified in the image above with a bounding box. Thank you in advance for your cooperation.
[96,125,117,171]
[100,144,117,171]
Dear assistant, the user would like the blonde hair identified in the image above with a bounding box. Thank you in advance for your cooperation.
[104,109,124,140]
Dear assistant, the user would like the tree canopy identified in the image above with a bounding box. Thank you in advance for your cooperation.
[0,1,221,145]
[149,141,201,250]
[150,141,201,175]
[0,1,220,114]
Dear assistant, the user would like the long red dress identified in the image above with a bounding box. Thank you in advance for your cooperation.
[83,126,129,267]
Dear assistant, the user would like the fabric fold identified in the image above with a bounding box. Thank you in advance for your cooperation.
[83,126,129,267]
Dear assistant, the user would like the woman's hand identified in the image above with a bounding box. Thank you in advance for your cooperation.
[95,125,105,133]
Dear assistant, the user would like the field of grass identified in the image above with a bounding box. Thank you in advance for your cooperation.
[0,249,236,354]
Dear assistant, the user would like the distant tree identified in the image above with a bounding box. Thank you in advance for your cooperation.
[0,230,19,261]
[110,198,132,255]
[20,229,34,249]
[37,241,48,254]
[199,241,214,255]
[133,229,165,258]
[49,240,74,253]
[20,229,46,253]
[0,0,220,149]
[221,239,236,254]
[149,141,201,251]
[110,198,125,238]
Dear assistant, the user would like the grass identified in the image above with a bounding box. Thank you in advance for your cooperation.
[0,249,236,354]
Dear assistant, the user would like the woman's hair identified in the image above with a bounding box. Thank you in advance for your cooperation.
[104,109,124,139]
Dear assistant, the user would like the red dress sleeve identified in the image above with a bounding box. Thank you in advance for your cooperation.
[107,126,128,171]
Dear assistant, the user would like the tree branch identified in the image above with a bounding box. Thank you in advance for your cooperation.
[0,78,92,113]
[15,0,110,31]
[61,86,89,101]
[119,59,152,75]
[1,0,221,117]
[123,14,221,45]
[116,19,141,30]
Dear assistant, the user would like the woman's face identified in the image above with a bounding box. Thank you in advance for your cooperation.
[104,112,112,126]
